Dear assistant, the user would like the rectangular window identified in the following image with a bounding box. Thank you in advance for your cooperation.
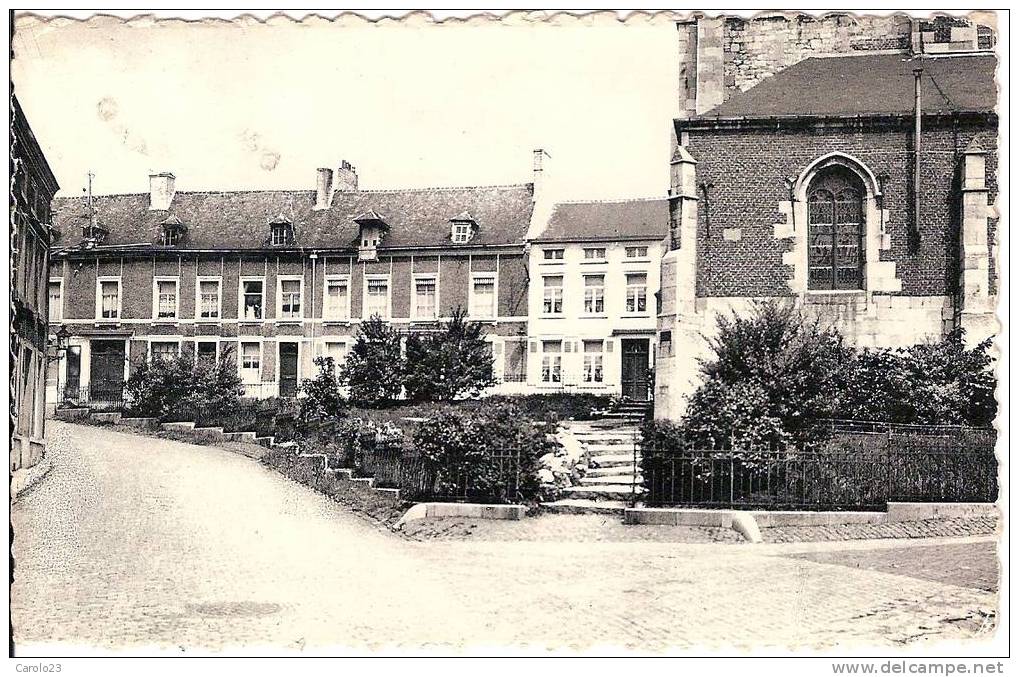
[625,273,648,314]
[323,277,350,321]
[542,276,564,315]
[583,340,604,383]
[99,279,120,320]
[198,279,221,320]
[241,279,264,320]
[470,275,496,319]
[271,224,290,247]
[196,341,218,366]
[541,340,562,383]
[451,222,472,243]
[240,342,261,383]
[155,279,179,319]
[323,341,348,373]
[413,276,437,319]
[279,279,302,319]
[365,277,390,319]
[625,246,649,258]
[48,280,62,322]
[583,247,606,260]
[543,248,564,260]
[583,275,605,315]
[150,341,178,363]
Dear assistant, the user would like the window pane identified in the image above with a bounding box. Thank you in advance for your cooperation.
[325,280,349,319]
[472,278,495,318]
[415,278,436,318]
[48,282,61,322]
[243,281,263,320]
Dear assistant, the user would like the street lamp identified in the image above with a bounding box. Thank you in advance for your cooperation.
[48,325,70,362]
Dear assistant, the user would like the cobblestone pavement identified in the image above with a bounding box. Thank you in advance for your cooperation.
[401,514,744,543]
[761,517,1000,543]
[11,422,999,654]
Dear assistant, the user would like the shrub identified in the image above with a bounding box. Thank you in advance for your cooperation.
[404,307,497,401]
[839,329,997,427]
[412,403,556,501]
[339,315,404,407]
[124,345,244,418]
[299,356,346,420]
[683,300,851,447]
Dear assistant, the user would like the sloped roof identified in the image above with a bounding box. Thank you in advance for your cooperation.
[51,184,534,252]
[695,52,996,120]
[535,198,669,243]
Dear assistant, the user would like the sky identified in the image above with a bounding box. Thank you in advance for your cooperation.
[12,12,681,203]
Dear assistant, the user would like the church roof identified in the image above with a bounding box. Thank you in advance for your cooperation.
[694,52,996,120]
[51,184,534,253]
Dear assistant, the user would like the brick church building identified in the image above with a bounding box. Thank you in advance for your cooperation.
[656,13,998,419]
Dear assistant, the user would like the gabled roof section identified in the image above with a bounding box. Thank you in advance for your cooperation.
[535,198,669,243]
[693,52,997,121]
[51,183,535,252]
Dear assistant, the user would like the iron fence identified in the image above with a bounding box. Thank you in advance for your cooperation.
[55,386,128,413]
[352,436,526,503]
[814,418,995,438]
[641,437,997,509]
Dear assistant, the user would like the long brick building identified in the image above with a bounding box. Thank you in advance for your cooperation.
[656,14,998,419]
[49,161,536,401]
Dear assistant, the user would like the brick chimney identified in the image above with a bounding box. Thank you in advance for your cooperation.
[148,172,176,211]
[314,167,334,210]
[335,160,358,192]
[532,149,550,204]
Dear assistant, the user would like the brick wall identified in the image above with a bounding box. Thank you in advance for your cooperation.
[682,117,997,298]
[51,249,529,338]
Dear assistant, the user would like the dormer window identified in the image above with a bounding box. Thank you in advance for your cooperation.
[269,214,294,247]
[81,221,109,246]
[160,215,187,246]
[449,211,478,244]
[354,209,389,262]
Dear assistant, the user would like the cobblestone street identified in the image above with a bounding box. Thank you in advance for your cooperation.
[12,422,1000,654]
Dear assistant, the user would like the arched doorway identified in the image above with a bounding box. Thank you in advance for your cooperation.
[807,167,866,291]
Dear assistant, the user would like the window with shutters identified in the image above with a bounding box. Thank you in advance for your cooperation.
[807,167,865,291]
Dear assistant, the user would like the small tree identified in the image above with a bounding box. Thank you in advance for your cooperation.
[683,300,851,447]
[404,307,497,402]
[339,315,404,407]
[298,356,346,421]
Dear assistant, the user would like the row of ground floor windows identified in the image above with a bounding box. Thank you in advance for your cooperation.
[54,335,654,401]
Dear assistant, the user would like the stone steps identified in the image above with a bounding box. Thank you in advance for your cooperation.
[586,463,640,477]
[561,484,640,501]
[579,474,640,486]
[540,499,628,515]
[587,453,637,468]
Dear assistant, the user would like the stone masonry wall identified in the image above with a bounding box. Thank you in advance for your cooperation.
[682,118,997,299]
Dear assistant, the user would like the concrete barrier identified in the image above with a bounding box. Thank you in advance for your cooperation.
[161,421,195,432]
[885,502,999,522]
[623,507,733,527]
[90,412,122,424]
[396,502,527,528]
[119,417,161,430]
[53,407,90,422]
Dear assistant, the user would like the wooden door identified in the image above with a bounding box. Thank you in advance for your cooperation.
[279,343,299,398]
[89,340,125,401]
[620,339,650,401]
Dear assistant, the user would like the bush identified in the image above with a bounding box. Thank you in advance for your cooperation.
[339,315,404,407]
[682,300,851,447]
[299,356,346,420]
[124,346,244,418]
[839,329,997,427]
[412,403,556,501]
[404,308,497,401]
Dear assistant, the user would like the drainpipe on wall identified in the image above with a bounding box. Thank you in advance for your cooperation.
[912,66,923,251]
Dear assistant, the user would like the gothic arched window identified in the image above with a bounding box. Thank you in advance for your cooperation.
[807,167,865,290]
